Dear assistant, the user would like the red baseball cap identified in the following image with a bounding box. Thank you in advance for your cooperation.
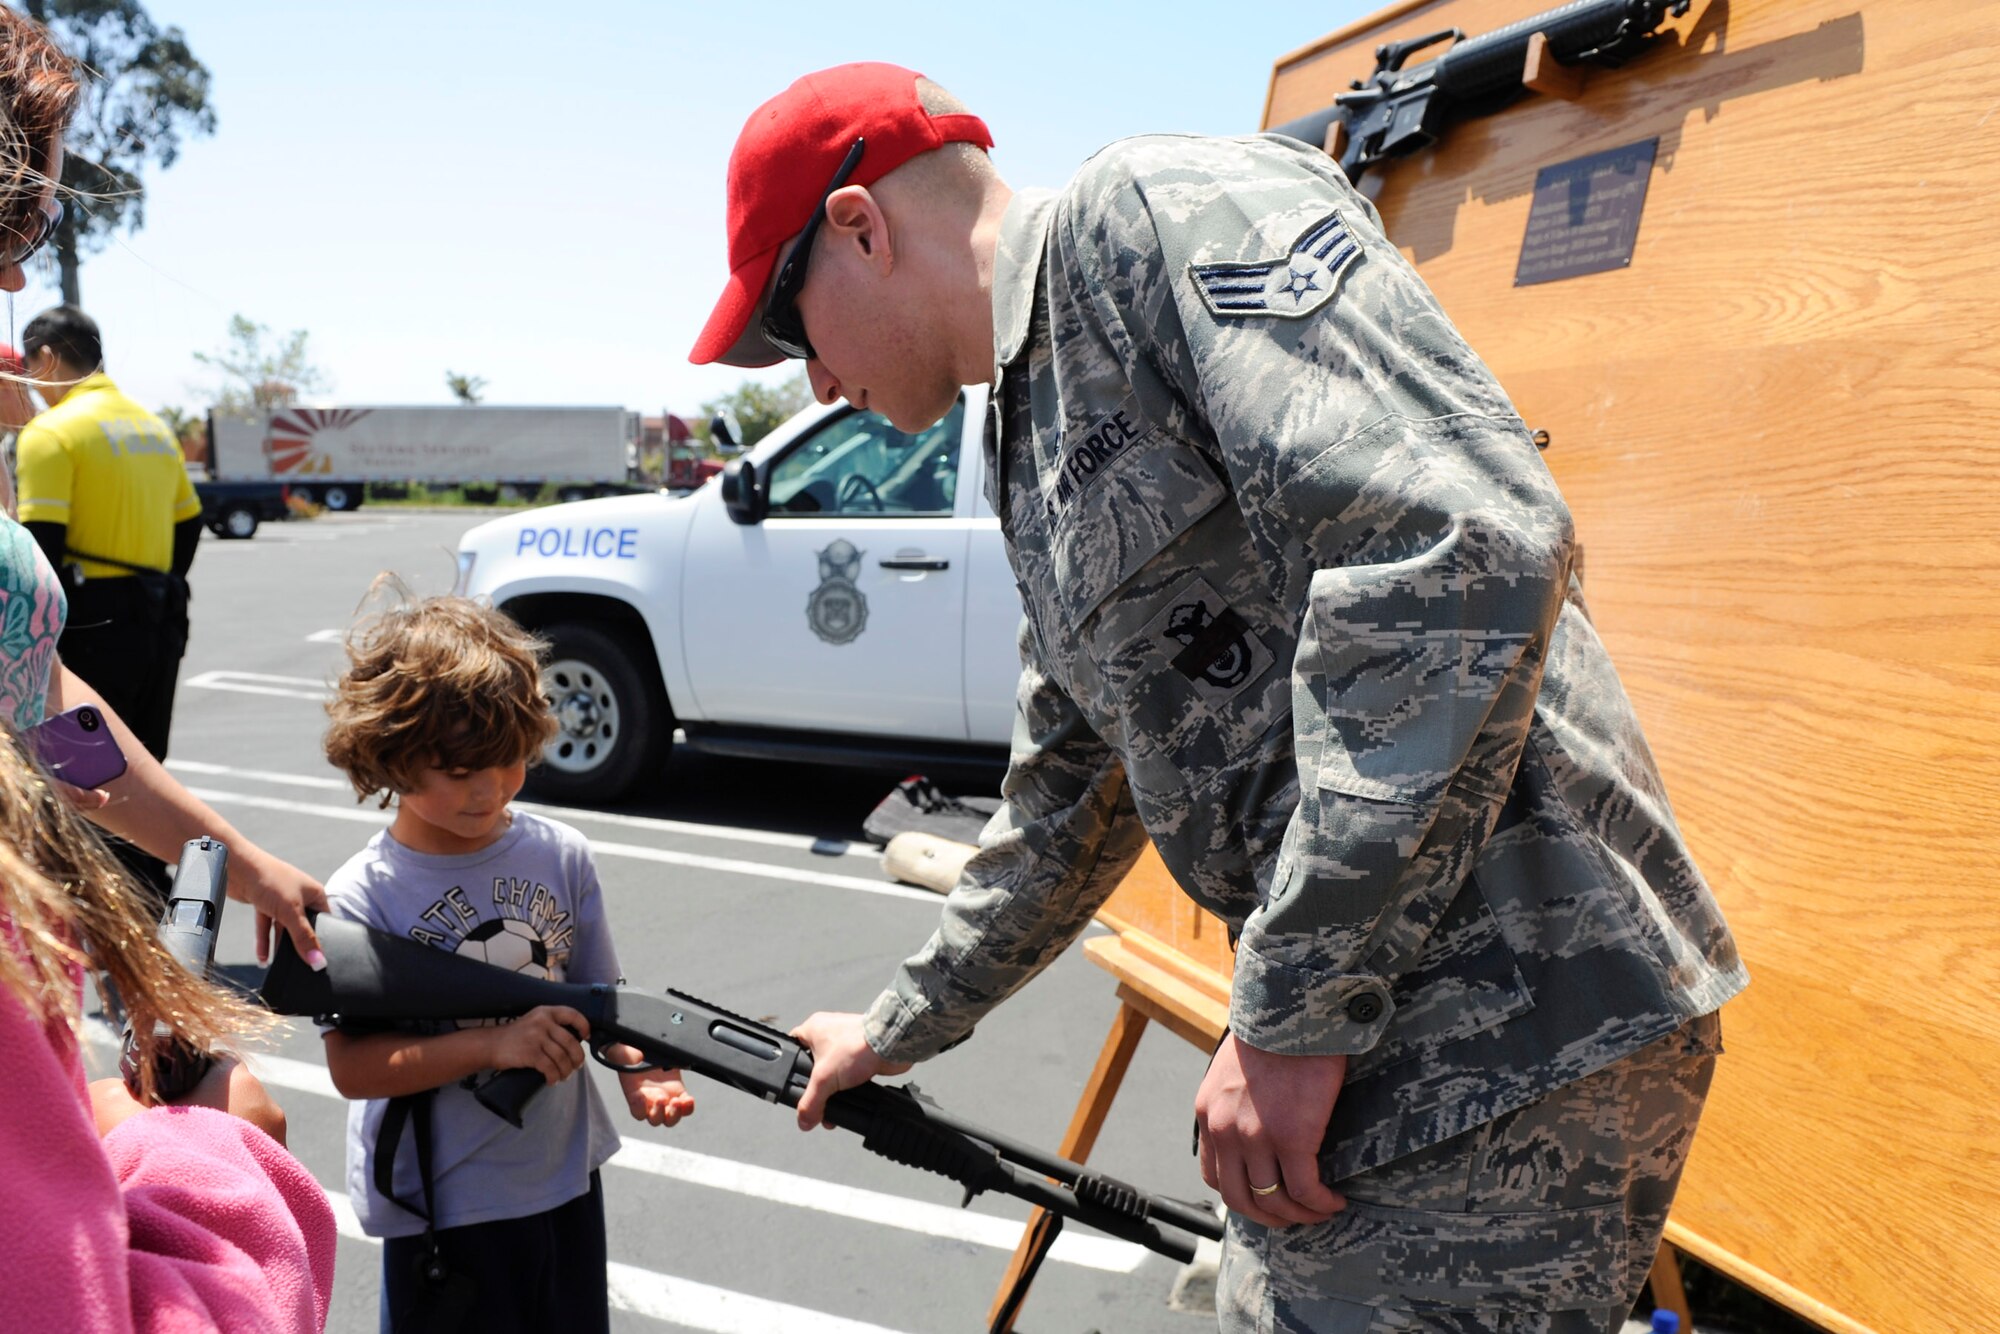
[689,62,993,368]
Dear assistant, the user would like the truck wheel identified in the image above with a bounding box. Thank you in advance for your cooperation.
[320,484,361,511]
[526,621,671,803]
[557,486,589,503]
[219,504,259,539]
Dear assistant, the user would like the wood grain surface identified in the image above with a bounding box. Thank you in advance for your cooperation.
[1252,1,2000,1329]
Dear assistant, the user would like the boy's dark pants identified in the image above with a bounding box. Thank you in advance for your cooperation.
[380,1171,609,1334]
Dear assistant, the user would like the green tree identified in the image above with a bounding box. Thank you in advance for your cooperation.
[24,0,216,306]
[156,403,204,460]
[693,370,813,450]
[192,314,329,412]
[444,370,486,404]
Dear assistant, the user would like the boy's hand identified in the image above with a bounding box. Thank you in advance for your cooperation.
[620,1064,695,1127]
[487,1006,589,1087]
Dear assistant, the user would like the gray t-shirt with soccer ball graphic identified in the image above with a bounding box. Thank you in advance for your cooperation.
[323,810,624,1238]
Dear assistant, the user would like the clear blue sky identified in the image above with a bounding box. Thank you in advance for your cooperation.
[4,0,1372,420]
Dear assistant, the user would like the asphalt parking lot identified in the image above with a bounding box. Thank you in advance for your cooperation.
[96,508,1218,1334]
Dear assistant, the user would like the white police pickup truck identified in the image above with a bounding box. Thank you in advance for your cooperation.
[452,388,1021,801]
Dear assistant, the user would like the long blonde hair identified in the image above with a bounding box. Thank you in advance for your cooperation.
[0,6,76,247]
[0,726,272,1101]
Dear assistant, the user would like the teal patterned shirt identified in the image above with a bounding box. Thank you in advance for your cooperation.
[0,517,66,729]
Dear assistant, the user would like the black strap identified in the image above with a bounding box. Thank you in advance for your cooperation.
[378,1090,475,1325]
[62,542,169,578]
[375,1090,440,1226]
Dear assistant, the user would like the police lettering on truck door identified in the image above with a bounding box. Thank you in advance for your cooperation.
[516,526,639,559]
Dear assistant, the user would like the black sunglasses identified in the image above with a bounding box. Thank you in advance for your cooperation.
[761,137,865,362]
[3,199,61,269]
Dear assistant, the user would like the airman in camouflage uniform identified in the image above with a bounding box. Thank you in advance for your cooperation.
[692,63,1747,1332]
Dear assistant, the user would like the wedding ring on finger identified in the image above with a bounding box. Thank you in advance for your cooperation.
[1250,1180,1282,1196]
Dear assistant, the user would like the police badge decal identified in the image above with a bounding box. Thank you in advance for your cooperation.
[807,539,869,645]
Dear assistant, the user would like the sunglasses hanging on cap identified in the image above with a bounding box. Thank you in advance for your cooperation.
[761,138,866,362]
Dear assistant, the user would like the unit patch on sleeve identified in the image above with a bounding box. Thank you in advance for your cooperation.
[1141,577,1274,709]
[1188,210,1360,320]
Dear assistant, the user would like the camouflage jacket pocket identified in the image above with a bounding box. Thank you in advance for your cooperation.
[1303,562,1531,807]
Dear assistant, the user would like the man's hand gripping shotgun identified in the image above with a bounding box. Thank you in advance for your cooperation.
[261,915,1224,1267]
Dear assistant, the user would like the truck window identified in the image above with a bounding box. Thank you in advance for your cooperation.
[766,399,963,518]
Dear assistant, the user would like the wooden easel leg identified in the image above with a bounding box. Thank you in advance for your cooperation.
[986,1001,1151,1333]
[1649,1240,1694,1329]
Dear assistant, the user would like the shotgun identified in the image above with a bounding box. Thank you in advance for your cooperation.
[260,914,1222,1266]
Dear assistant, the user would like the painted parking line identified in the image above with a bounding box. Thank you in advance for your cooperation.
[184,669,330,701]
[610,1139,1144,1273]
[180,786,936,904]
[166,759,873,860]
[326,1190,913,1334]
[240,1052,1142,1274]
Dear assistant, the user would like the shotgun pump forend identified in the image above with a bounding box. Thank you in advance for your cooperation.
[1267,0,1690,181]
[262,914,1223,1264]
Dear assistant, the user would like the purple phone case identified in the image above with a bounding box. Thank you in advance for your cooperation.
[29,704,128,789]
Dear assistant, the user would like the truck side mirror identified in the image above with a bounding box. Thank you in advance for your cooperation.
[710,412,740,453]
[720,457,765,525]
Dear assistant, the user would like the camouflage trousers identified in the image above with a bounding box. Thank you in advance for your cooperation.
[1217,1014,1722,1333]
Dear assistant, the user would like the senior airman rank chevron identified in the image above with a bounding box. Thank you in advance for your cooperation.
[1188,210,1360,320]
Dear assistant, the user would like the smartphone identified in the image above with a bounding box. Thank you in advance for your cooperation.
[28,703,128,789]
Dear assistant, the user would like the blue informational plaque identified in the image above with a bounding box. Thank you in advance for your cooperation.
[1514,138,1660,286]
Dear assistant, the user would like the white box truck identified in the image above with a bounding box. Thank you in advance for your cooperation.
[206,405,640,511]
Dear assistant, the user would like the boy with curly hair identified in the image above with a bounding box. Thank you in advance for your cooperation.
[321,594,691,1334]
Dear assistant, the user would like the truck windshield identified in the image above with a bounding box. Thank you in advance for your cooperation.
[766,399,964,518]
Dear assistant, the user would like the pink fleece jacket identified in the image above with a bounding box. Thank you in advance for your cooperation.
[0,972,336,1333]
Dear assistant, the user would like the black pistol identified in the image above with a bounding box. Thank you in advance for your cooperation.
[121,837,230,1101]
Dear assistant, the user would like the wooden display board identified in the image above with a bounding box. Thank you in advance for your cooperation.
[1258,2,2000,1331]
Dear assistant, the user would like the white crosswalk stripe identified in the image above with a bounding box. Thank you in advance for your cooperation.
[177,785,938,904]
[166,758,877,860]
[184,669,330,701]
[325,1191,917,1333]
[241,1051,1143,1274]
